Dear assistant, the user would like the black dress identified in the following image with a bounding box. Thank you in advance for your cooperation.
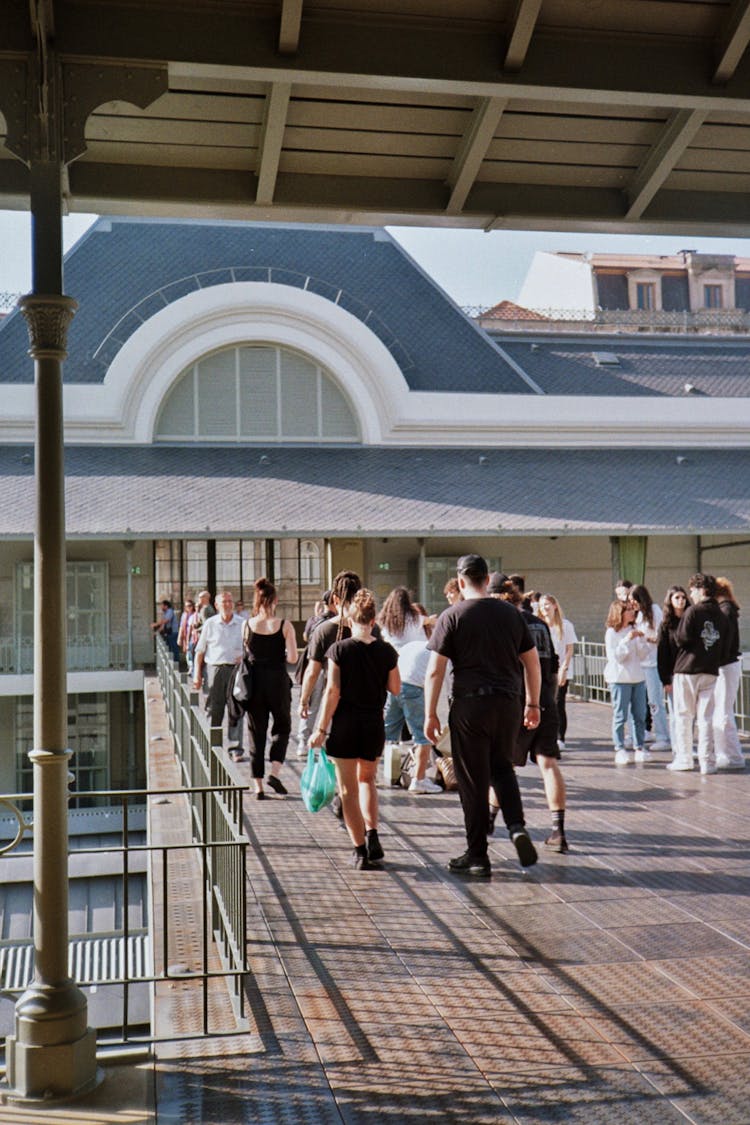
[246,623,292,779]
[325,637,398,761]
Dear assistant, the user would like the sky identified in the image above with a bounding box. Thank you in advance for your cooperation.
[3,209,750,309]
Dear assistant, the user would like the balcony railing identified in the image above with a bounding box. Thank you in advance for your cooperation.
[569,639,750,733]
[0,636,131,674]
[470,306,750,334]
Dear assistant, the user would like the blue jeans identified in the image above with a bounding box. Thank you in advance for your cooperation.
[384,682,430,745]
[610,681,647,751]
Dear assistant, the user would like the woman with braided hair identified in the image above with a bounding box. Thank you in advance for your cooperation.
[311,589,400,869]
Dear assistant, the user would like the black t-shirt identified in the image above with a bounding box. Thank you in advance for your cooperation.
[327,637,398,715]
[428,596,534,698]
[521,608,557,707]
[308,618,381,666]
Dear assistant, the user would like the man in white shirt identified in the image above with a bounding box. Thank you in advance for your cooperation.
[193,590,245,760]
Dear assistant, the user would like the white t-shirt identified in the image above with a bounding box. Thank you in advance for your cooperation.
[194,613,244,664]
[635,604,662,668]
[549,618,577,665]
[396,641,431,687]
[380,616,428,650]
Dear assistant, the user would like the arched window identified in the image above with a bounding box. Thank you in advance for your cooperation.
[155,344,359,442]
[299,541,321,586]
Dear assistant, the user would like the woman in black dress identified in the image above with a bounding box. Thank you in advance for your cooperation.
[245,577,298,798]
[311,589,400,869]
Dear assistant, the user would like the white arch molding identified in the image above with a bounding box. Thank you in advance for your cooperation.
[96,282,411,444]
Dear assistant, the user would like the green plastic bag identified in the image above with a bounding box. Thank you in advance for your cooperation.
[300,746,336,813]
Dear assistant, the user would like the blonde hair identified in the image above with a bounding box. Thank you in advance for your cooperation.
[539,593,564,638]
[349,588,377,625]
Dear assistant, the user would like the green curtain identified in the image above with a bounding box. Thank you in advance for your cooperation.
[611,536,648,586]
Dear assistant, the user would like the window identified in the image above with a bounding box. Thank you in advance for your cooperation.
[15,562,110,670]
[300,541,322,586]
[156,345,359,442]
[635,282,655,311]
[16,694,110,806]
[704,284,723,309]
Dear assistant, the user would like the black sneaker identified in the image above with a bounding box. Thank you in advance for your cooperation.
[510,828,538,868]
[352,845,373,870]
[267,775,288,796]
[487,805,499,837]
[544,829,569,854]
[447,851,491,877]
[330,794,343,820]
[366,829,384,863]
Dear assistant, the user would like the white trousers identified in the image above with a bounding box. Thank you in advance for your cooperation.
[713,661,745,766]
[672,672,717,770]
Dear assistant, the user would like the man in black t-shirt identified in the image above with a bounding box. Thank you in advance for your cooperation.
[425,555,542,877]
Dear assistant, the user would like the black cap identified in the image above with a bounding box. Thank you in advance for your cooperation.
[487,571,509,593]
[456,554,488,578]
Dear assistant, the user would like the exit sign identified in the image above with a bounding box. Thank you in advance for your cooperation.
[378,562,391,571]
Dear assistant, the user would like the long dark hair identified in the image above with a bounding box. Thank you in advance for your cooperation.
[331,570,362,640]
[379,586,418,638]
[660,585,688,633]
[629,584,654,628]
[253,577,277,614]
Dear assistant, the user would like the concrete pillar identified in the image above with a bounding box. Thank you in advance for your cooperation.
[5,162,99,1100]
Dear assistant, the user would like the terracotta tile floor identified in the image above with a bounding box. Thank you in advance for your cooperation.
[70,687,750,1124]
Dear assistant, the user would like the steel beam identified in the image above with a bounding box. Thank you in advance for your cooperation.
[504,0,543,71]
[278,0,303,55]
[624,108,707,220]
[714,0,750,83]
[446,96,507,214]
[255,82,291,206]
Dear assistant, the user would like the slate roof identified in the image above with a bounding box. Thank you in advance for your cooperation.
[494,334,750,397]
[0,444,747,537]
[0,219,527,394]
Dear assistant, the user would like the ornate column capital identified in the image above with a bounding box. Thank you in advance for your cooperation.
[19,295,78,360]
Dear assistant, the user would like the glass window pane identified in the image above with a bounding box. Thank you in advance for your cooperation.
[185,541,208,593]
[216,540,241,591]
[280,352,318,437]
[197,350,237,437]
[239,347,277,437]
[156,368,195,436]
[321,375,358,439]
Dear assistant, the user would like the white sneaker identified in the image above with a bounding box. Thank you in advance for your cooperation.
[557,740,566,751]
[634,747,651,763]
[716,756,746,770]
[649,741,671,752]
[644,731,656,744]
[408,776,443,794]
[700,763,718,775]
[614,749,632,766]
[666,759,693,771]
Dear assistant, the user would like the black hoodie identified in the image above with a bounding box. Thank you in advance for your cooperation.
[674,598,728,676]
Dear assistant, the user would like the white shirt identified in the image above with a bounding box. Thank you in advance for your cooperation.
[194,613,244,664]
[397,641,431,687]
[380,617,428,649]
[635,604,662,668]
[548,618,577,664]
[604,627,650,684]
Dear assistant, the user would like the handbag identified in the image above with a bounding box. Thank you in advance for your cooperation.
[300,746,336,813]
[230,620,254,709]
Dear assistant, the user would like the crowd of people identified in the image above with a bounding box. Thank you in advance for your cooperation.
[605,573,745,774]
[154,558,745,878]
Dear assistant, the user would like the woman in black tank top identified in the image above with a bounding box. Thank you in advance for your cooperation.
[245,578,298,798]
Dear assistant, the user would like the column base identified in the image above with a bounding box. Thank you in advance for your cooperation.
[5,980,99,1100]
[4,1028,100,1103]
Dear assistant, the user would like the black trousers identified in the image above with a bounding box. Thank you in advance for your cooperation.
[247,667,292,779]
[449,694,525,859]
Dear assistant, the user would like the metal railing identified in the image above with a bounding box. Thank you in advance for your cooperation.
[468,305,750,335]
[568,638,750,733]
[0,783,248,1046]
[155,637,249,1022]
[0,636,130,674]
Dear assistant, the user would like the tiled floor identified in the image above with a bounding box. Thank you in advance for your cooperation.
[70,693,750,1124]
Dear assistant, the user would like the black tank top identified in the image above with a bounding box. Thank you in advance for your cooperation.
[247,622,287,668]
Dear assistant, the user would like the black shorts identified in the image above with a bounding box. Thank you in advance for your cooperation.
[326,710,385,762]
[512,703,560,767]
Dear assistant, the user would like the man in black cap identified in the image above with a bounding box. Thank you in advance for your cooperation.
[425,555,541,877]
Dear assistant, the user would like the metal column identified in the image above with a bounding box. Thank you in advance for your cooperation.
[5,160,99,1099]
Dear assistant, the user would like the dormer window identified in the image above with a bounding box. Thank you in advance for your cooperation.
[703,284,723,309]
[635,282,655,311]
